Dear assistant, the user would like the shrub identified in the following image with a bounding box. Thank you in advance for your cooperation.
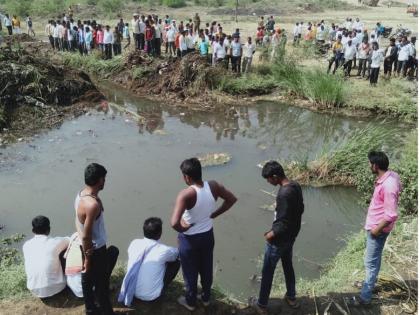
[217,73,277,95]
[100,0,123,14]
[162,0,186,8]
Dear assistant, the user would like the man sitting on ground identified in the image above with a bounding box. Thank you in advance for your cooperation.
[119,217,180,306]
[23,216,69,298]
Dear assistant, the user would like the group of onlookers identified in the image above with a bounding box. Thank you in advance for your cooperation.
[291,17,418,84]
[22,150,402,314]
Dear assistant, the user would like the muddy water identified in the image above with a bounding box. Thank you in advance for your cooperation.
[0,88,403,299]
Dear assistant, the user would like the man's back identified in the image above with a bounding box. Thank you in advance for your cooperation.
[128,238,178,301]
[273,181,304,243]
[23,235,68,297]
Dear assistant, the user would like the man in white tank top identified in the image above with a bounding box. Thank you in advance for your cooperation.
[171,158,237,311]
[76,163,119,315]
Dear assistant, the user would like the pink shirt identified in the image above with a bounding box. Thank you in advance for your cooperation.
[365,170,401,233]
[96,30,104,44]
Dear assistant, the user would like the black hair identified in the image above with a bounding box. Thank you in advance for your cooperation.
[84,163,107,186]
[261,161,285,179]
[32,215,50,234]
[180,158,202,181]
[143,217,162,239]
[368,151,389,171]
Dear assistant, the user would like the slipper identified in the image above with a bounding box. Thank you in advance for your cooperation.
[248,296,268,315]
[353,280,363,289]
[284,295,300,309]
[345,296,371,306]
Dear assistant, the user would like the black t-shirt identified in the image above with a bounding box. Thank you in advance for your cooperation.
[271,181,304,244]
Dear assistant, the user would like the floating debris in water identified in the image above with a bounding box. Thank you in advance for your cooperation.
[198,153,232,167]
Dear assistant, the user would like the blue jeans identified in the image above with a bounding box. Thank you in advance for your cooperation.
[360,231,389,302]
[178,229,214,306]
[258,241,296,307]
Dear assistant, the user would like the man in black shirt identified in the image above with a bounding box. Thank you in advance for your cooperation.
[250,161,304,314]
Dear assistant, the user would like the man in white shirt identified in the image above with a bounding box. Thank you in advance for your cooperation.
[166,26,176,56]
[397,36,411,77]
[154,19,162,56]
[132,13,140,50]
[126,217,179,301]
[343,39,356,76]
[4,14,12,35]
[242,37,256,73]
[213,37,226,64]
[103,25,114,59]
[352,18,363,32]
[139,16,146,50]
[23,216,69,298]
[293,23,300,45]
[179,30,188,57]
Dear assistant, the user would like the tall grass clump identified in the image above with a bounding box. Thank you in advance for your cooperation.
[272,53,345,107]
[162,0,186,8]
[62,52,124,77]
[217,73,277,95]
[0,229,27,300]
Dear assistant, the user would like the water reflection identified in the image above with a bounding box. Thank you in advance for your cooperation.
[105,84,400,161]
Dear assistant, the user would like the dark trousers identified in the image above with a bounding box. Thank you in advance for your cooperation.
[258,241,296,307]
[231,56,241,73]
[328,54,342,74]
[53,37,60,50]
[146,40,153,54]
[357,59,368,77]
[384,57,395,75]
[113,43,121,55]
[163,260,181,290]
[154,38,161,56]
[178,229,214,307]
[82,245,119,315]
[370,67,380,84]
[343,59,353,76]
[7,25,12,35]
[139,33,145,50]
[397,60,407,76]
[48,35,54,49]
[104,43,112,59]
[78,43,85,55]
[134,33,140,50]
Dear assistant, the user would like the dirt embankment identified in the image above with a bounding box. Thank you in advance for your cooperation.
[114,50,240,110]
[0,47,104,143]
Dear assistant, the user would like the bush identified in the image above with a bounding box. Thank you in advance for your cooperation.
[162,0,186,8]
[272,57,344,107]
[100,0,123,13]
[217,73,277,95]
[5,0,32,16]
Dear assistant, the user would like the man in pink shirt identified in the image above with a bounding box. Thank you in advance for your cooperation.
[354,151,401,305]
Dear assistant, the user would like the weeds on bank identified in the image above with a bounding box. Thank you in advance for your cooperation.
[271,56,345,107]
[0,228,27,300]
[62,52,124,78]
[216,73,277,95]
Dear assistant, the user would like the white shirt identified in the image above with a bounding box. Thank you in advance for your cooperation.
[52,25,59,38]
[398,44,411,61]
[187,35,195,49]
[243,42,256,58]
[298,24,303,34]
[67,274,83,298]
[131,19,140,34]
[343,43,357,60]
[352,21,363,31]
[4,17,11,27]
[127,238,178,301]
[23,235,69,298]
[57,25,64,38]
[103,30,114,44]
[139,21,146,34]
[179,35,187,51]
[341,36,349,46]
[166,28,175,42]
[371,49,384,68]
[155,24,162,39]
[293,25,299,36]
[231,41,242,57]
[214,42,226,59]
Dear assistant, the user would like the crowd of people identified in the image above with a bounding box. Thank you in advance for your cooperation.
[289,17,417,85]
[2,10,417,82]
[23,150,401,314]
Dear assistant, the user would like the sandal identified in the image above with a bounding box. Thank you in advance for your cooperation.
[345,296,371,306]
[284,295,300,309]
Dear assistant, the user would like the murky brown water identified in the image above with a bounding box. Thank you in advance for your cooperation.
[0,87,406,299]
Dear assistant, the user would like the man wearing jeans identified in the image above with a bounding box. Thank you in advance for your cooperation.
[76,163,119,315]
[171,158,237,311]
[250,161,304,314]
[352,151,401,305]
